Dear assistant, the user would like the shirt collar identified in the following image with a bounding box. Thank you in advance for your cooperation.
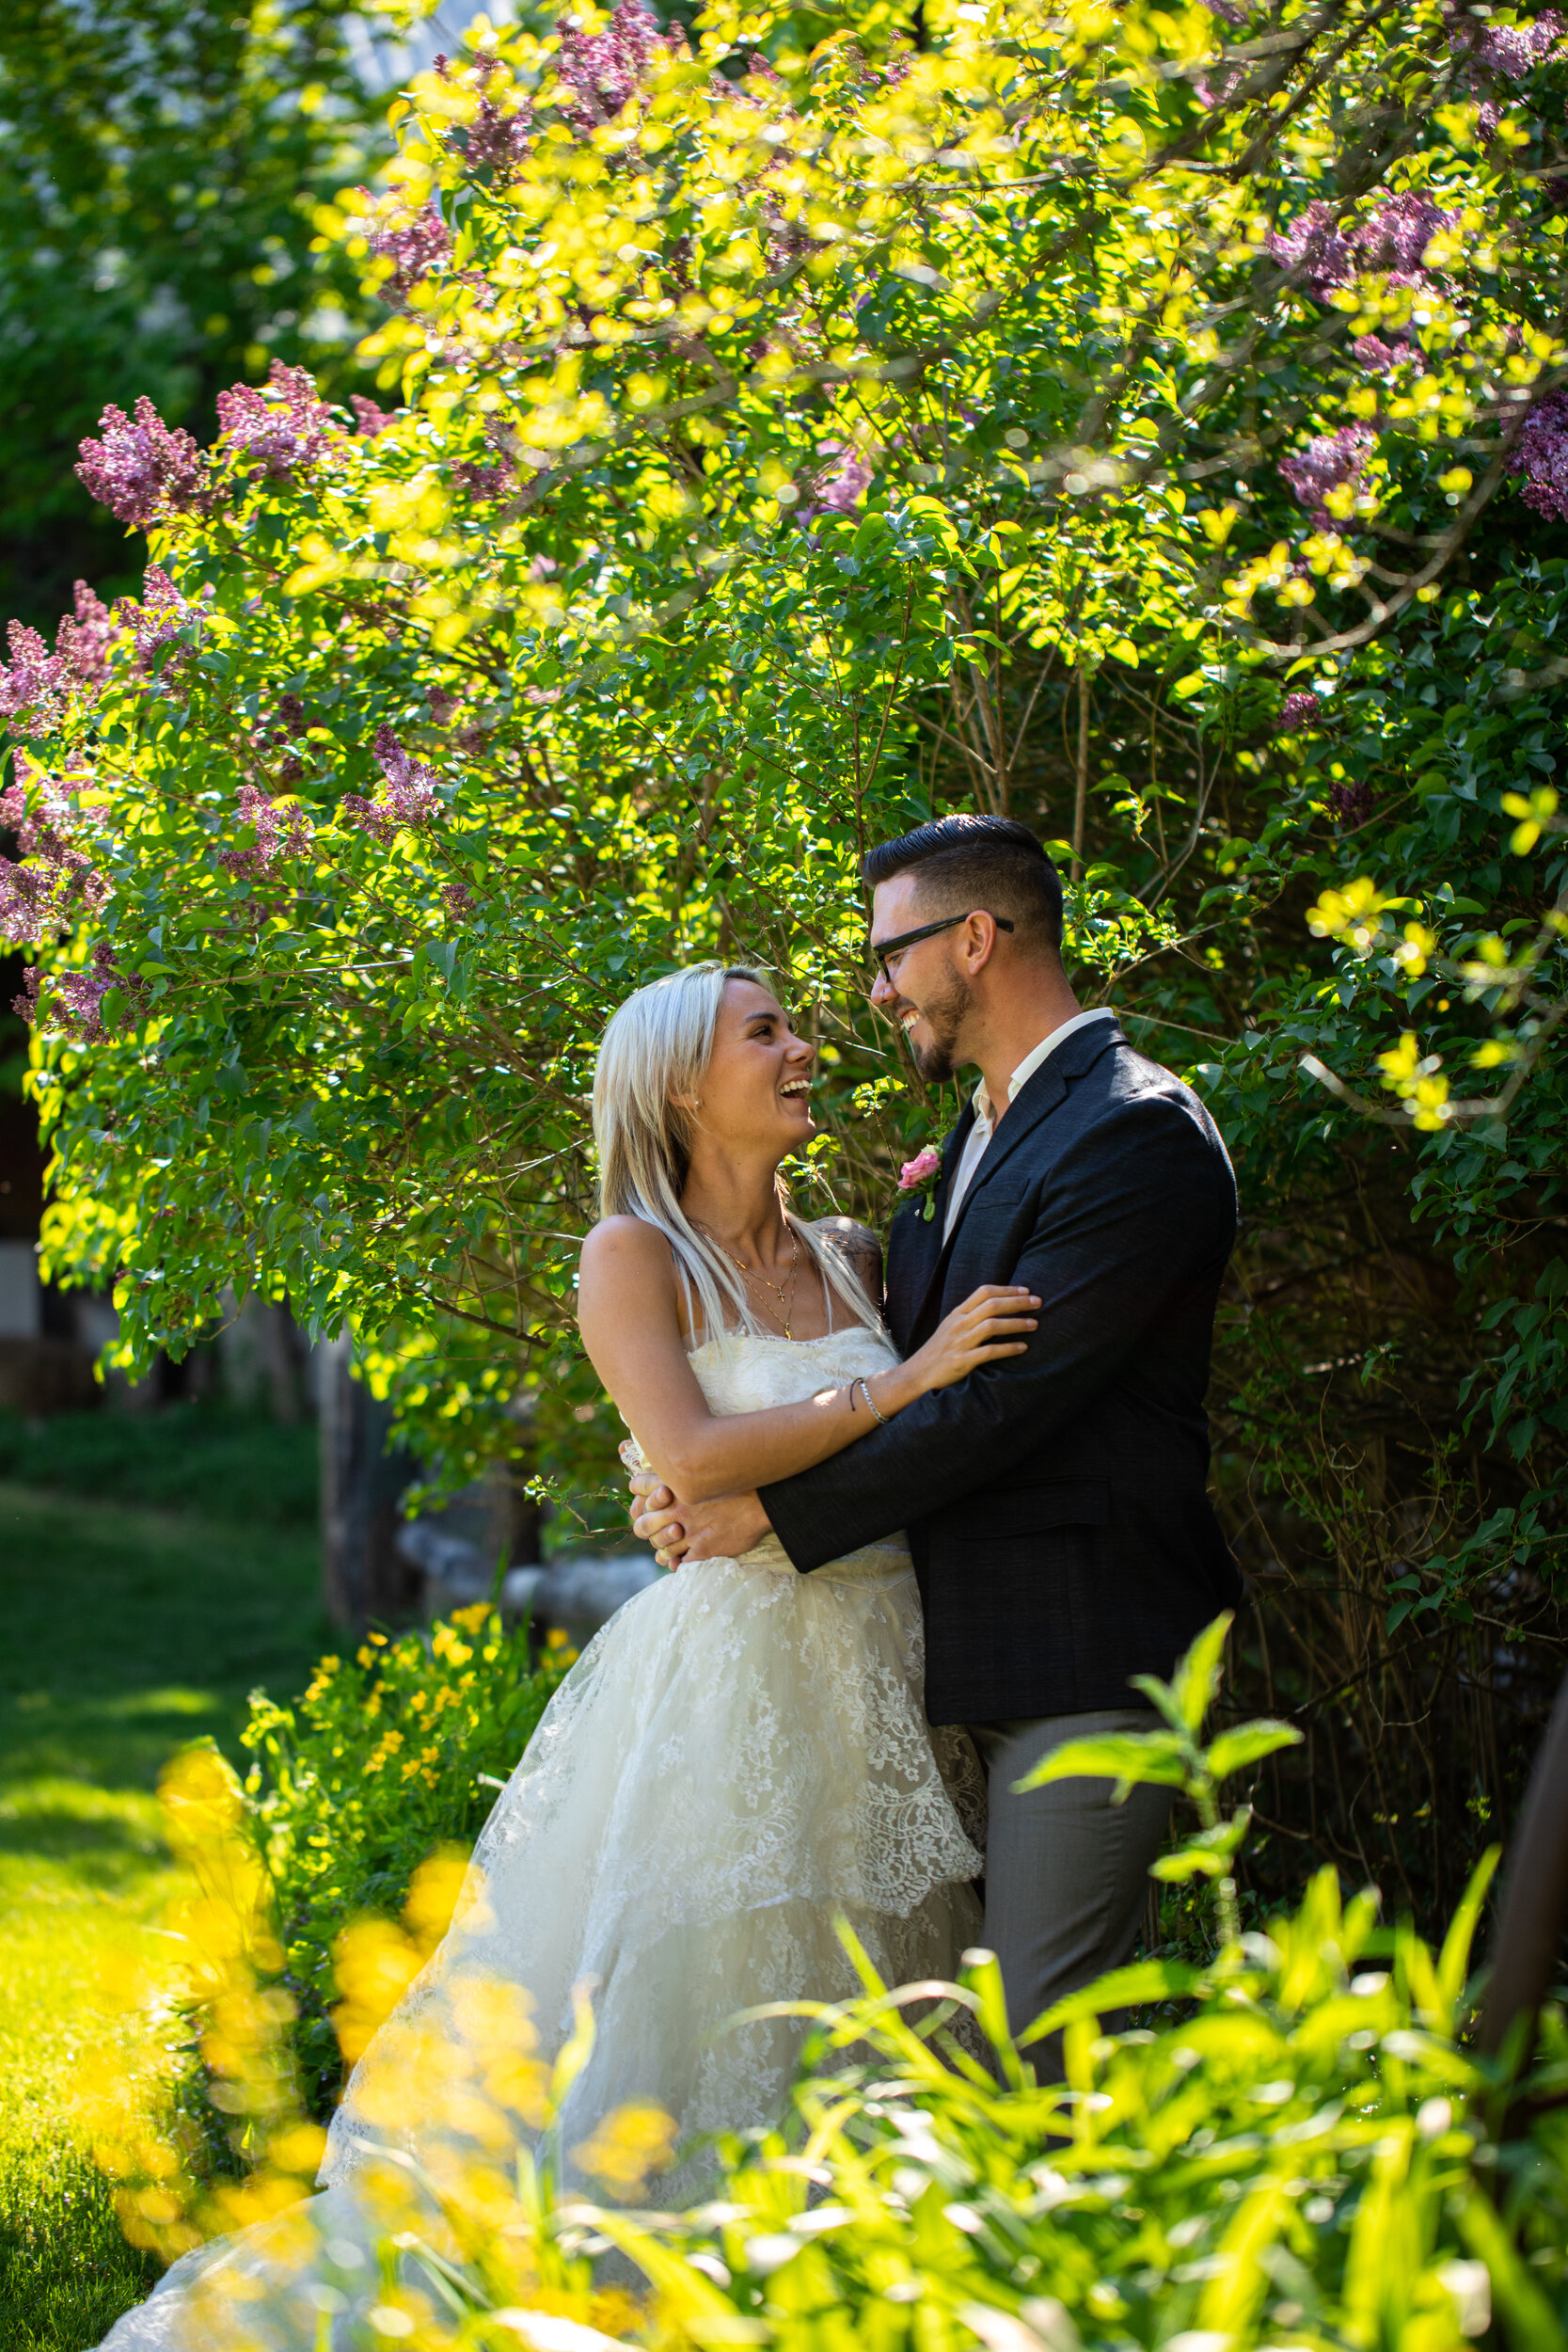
[970,1007,1117,1130]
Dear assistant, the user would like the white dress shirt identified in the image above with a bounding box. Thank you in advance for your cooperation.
[941,1008,1117,1244]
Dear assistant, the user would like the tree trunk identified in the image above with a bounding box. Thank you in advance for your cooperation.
[319,1334,419,1632]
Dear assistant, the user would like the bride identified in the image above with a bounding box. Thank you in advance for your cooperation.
[97,960,1039,2349]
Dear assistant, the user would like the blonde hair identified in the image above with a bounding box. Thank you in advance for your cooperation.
[592,961,881,1346]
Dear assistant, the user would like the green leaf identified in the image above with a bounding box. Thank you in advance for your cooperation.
[1149,1848,1227,1881]
[958,1949,1032,2089]
[1454,2189,1564,2352]
[1015,1731,1190,1798]
[547,1977,596,2109]
[1204,1722,1304,1780]
[1171,1611,1235,1736]
[1435,1845,1502,2025]
[1019,1957,1204,2042]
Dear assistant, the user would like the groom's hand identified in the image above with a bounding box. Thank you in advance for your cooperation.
[628,1471,770,1567]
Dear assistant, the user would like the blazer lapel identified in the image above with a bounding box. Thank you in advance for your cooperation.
[923,1018,1126,1308]
[885,1101,974,1348]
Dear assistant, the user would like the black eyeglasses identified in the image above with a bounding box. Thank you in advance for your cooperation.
[869,911,1014,981]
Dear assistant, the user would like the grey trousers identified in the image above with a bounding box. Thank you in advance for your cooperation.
[967,1708,1174,2074]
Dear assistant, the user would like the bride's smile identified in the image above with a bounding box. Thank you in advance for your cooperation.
[686,976,818,1163]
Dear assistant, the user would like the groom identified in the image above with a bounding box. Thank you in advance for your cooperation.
[633,812,1243,2053]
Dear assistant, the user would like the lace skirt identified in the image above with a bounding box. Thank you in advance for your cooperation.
[329,1534,986,2186]
[96,1541,985,2349]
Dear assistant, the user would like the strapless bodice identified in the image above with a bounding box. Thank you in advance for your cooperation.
[688,1321,900,1411]
[626,1323,907,1577]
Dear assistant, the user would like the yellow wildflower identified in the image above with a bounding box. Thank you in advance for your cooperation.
[571,2103,677,2202]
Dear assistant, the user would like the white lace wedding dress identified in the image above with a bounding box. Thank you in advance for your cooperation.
[97,1323,985,2349]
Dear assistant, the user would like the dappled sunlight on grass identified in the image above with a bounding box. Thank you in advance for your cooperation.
[0,1474,323,2348]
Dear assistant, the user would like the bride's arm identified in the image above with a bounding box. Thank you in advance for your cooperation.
[578,1217,1037,1504]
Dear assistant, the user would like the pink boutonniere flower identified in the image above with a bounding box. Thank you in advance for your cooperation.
[897,1144,942,1222]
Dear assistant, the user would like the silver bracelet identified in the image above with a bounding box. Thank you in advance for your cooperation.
[856,1375,890,1426]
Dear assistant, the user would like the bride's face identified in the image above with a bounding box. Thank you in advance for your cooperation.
[693,979,816,1155]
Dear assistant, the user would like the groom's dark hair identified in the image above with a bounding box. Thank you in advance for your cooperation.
[863,814,1065,955]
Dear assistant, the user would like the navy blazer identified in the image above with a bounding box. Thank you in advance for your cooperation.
[760,1020,1243,1724]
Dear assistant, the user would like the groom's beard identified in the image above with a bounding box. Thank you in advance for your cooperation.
[907,964,974,1085]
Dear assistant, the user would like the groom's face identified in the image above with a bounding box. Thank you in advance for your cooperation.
[869,875,975,1085]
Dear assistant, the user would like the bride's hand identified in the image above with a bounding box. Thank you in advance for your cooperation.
[626,1465,690,1565]
[896,1283,1039,1399]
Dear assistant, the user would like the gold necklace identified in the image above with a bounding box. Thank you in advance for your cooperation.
[699,1218,801,1339]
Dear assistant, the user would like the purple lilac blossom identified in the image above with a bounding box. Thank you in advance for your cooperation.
[1356,192,1456,278]
[10,965,40,1024]
[0,859,52,945]
[798,442,874,523]
[1509,386,1568,520]
[468,96,532,168]
[115,566,208,677]
[554,0,675,133]
[1266,200,1356,293]
[0,764,110,947]
[0,622,68,734]
[1268,193,1457,302]
[1275,691,1323,733]
[351,396,398,438]
[1449,7,1566,77]
[363,199,451,304]
[55,581,117,690]
[216,361,333,479]
[341,725,442,844]
[75,396,208,529]
[1327,776,1375,825]
[465,59,534,179]
[1353,333,1401,373]
[218,783,313,882]
[7,751,61,843]
[454,443,518,500]
[1279,425,1376,526]
[49,943,148,1044]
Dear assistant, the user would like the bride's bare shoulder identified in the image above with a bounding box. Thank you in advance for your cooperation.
[579,1216,676,1291]
[809,1214,883,1305]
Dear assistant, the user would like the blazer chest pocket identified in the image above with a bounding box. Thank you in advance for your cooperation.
[961,1180,1031,1216]
[946,1478,1110,1539]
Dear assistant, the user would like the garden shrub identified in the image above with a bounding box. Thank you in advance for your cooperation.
[628,1867,1549,2352]
[87,1618,1568,2352]
[239,1603,574,2116]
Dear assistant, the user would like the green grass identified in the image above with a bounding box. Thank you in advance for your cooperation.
[0,1470,327,2351]
[0,1406,318,1529]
